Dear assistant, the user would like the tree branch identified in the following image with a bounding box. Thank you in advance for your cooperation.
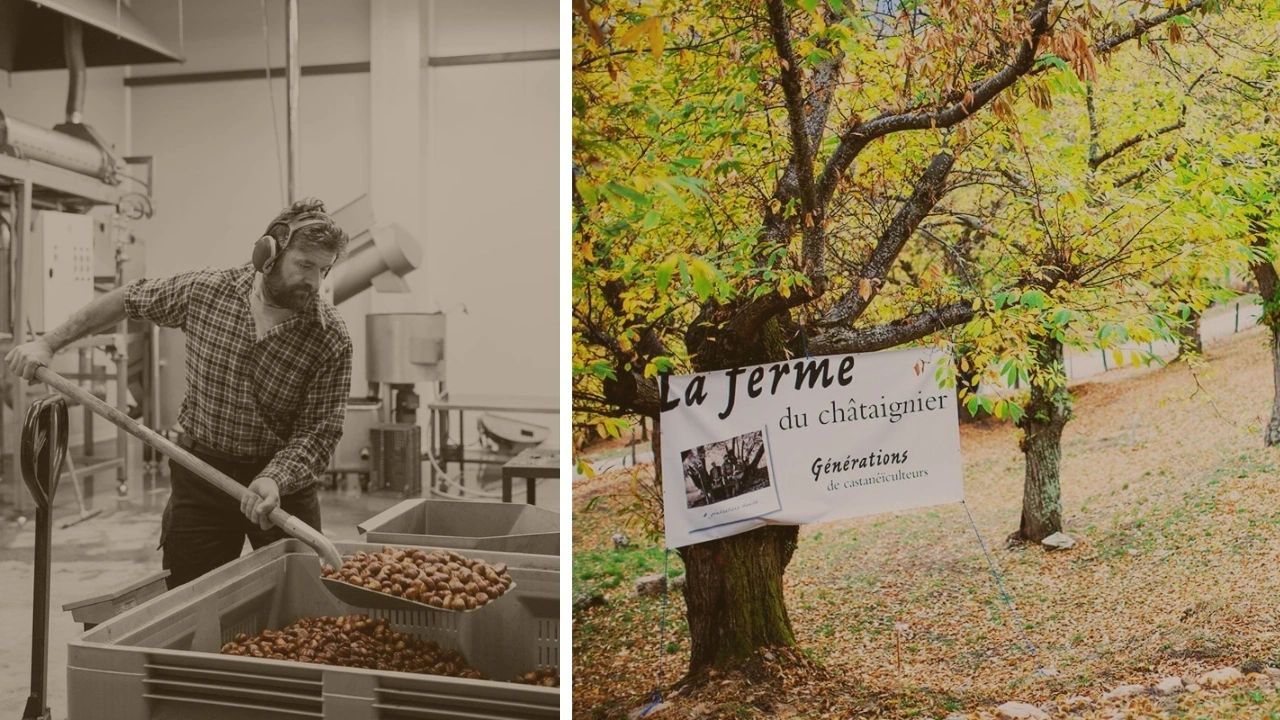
[809,300,976,355]
[820,151,956,327]
[765,0,823,278]
[1094,0,1208,55]
[1090,117,1185,169]
[814,0,1052,207]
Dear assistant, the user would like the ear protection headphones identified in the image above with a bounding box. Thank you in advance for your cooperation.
[252,212,332,273]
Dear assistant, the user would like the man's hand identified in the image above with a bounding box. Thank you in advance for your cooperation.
[242,476,280,530]
[5,339,53,382]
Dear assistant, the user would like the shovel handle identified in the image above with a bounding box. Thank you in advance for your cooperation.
[32,365,344,570]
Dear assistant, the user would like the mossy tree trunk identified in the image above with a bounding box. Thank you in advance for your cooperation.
[1014,335,1072,542]
[677,524,799,674]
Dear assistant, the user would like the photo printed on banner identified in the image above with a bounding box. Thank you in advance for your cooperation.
[680,428,781,531]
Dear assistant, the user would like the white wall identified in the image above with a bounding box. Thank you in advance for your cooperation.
[419,0,559,401]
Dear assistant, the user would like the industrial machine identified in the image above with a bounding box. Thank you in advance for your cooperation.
[364,312,444,496]
[1,0,179,515]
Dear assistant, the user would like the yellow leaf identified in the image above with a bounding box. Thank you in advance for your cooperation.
[859,278,873,300]
[647,17,665,60]
[616,18,648,50]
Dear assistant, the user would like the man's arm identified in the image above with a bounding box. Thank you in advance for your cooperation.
[243,340,353,529]
[5,270,201,382]
[4,288,127,381]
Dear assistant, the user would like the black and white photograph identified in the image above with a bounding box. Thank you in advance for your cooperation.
[681,429,774,510]
[0,1,559,717]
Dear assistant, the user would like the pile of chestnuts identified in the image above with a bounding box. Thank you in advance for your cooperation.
[514,667,560,687]
[322,546,514,611]
[219,614,482,678]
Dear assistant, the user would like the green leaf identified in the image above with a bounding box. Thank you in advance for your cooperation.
[605,182,650,208]
[1006,402,1025,424]
[586,360,617,381]
[689,257,717,300]
[1021,290,1047,309]
[1034,54,1069,72]
[655,256,678,294]
[576,178,598,207]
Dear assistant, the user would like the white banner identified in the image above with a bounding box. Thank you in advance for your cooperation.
[659,347,964,548]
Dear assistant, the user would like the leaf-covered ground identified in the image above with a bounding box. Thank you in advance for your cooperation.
[573,327,1280,719]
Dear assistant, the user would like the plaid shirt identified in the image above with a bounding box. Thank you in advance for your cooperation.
[124,264,352,495]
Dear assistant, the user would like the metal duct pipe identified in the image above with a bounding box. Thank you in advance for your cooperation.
[63,18,86,123]
[329,223,421,305]
[0,111,109,177]
[286,0,300,202]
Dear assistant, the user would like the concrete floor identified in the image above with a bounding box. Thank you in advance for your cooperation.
[0,463,558,719]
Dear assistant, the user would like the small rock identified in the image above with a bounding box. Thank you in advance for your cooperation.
[611,533,631,549]
[1197,667,1244,688]
[573,590,606,613]
[1154,676,1184,694]
[1101,684,1146,702]
[1031,665,1059,679]
[996,701,1049,720]
[1060,695,1093,712]
[944,714,969,720]
[1041,531,1076,550]
[634,573,668,598]
[671,574,686,591]
[1241,659,1266,674]
[1185,683,1201,692]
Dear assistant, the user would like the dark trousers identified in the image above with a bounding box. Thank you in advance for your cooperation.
[159,445,321,589]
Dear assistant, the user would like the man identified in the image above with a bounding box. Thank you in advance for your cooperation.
[6,198,352,588]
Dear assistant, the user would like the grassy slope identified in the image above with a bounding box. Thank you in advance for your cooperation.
[573,326,1280,719]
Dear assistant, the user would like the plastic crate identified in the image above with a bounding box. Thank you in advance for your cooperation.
[359,499,559,555]
[67,540,559,720]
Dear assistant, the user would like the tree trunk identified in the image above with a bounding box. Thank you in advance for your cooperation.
[1249,245,1280,446]
[1266,332,1280,447]
[678,524,799,674]
[1175,309,1202,358]
[1014,336,1072,542]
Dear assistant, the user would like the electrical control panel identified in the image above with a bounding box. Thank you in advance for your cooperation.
[26,210,94,333]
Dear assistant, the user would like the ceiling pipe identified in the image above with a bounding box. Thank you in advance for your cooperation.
[62,17,86,123]
[285,0,300,203]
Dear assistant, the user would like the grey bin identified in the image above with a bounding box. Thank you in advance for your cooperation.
[67,539,559,720]
[359,499,559,555]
